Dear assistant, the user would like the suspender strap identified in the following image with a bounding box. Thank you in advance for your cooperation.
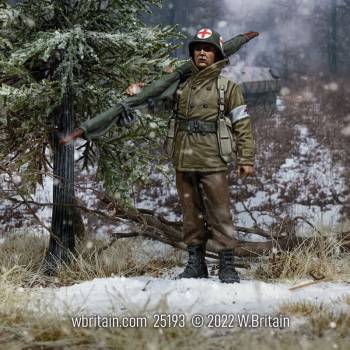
[174,80,188,119]
[216,76,228,119]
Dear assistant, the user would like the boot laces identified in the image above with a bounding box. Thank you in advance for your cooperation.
[220,251,235,269]
[188,251,204,266]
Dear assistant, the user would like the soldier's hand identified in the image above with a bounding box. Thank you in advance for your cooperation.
[244,31,259,41]
[163,65,175,73]
[117,111,136,127]
[237,165,255,177]
[116,103,138,127]
[60,128,84,145]
[126,82,145,96]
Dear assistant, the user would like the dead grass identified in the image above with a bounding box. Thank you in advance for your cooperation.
[253,229,350,282]
[343,294,350,306]
[279,300,324,317]
[278,298,350,337]
[0,233,180,287]
[53,237,181,285]
[221,329,350,350]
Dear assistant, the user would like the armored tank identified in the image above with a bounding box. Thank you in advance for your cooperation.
[223,65,280,106]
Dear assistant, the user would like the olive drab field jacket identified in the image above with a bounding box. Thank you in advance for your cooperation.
[166,58,255,172]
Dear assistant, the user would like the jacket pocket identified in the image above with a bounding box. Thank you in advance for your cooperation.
[217,117,235,163]
[164,117,176,158]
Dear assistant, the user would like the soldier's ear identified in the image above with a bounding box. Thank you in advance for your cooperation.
[215,53,219,61]
[214,49,222,62]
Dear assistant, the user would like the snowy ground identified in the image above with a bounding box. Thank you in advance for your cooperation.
[37,274,350,321]
[233,122,346,231]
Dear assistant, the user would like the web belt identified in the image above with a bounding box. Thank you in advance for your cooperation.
[177,119,217,133]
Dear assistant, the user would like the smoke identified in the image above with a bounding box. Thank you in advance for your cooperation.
[218,0,327,73]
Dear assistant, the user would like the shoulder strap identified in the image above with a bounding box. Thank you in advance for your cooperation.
[216,75,229,119]
[174,79,189,119]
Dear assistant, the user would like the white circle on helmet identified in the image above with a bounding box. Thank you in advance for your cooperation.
[197,28,213,39]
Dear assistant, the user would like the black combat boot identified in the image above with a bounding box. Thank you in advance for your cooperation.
[218,250,240,283]
[177,244,208,279]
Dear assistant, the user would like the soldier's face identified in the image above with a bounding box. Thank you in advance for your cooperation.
[193,44,217,70]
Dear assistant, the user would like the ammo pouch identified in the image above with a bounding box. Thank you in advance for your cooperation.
[217,116,235,163]
[164,116,177,157]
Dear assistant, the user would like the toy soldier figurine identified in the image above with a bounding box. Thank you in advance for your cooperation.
[167,28,255,283]
[61,28,257,283]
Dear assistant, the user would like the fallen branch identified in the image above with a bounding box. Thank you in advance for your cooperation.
[289,278,328,291]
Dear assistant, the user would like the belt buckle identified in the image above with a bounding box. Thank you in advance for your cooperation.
[192,120,200,133]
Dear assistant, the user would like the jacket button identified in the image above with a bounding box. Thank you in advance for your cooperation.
[203,104,208,108]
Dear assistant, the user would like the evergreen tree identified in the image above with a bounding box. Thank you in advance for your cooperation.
[0,0,178,270]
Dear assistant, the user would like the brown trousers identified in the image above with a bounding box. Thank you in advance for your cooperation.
[176,170,236,251]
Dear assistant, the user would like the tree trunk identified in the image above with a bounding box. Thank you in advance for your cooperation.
[46,85,76,270]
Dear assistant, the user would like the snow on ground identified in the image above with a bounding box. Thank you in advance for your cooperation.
[276,95,286,112]
[233,123,346,230]
[276,125,345,226]
[38,276,350,318]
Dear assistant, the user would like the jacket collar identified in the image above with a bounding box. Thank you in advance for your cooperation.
[190,58,229,83]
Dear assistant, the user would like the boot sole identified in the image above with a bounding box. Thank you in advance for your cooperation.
[176,274,209,279]
[219,277,240,283]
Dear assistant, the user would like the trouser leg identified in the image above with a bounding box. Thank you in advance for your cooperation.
[199,170,237,250]
[176,170,210,246]
[176,169,239,282]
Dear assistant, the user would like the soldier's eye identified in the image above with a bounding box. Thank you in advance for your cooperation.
[195,45,213,53]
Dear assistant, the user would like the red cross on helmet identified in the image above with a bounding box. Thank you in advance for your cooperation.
[189,28,226,61]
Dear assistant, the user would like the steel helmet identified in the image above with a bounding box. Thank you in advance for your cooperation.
[189,28,226,61]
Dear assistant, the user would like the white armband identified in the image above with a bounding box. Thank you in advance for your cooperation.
[228,105,250,124]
